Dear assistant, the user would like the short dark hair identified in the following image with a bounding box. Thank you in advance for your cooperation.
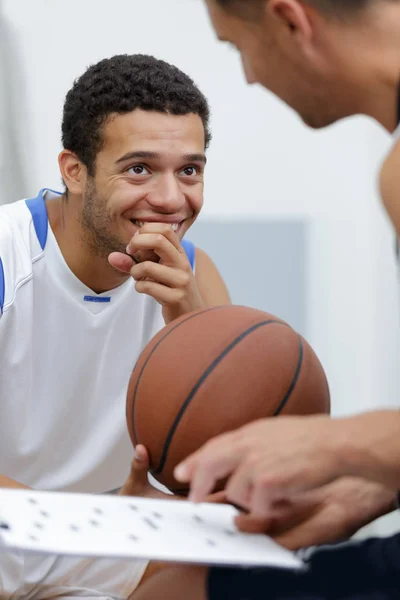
[217,0,381,18]
[62,54,211,176]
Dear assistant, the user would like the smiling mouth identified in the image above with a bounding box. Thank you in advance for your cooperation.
[130,219,182,232]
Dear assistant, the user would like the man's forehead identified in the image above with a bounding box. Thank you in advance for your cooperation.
[101,110,205,153]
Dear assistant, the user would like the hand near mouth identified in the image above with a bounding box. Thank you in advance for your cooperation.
[108,222,205,324]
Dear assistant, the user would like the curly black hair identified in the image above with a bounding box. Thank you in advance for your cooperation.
[62,54,211,176]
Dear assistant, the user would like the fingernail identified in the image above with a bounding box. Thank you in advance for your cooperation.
[174,464,187,481]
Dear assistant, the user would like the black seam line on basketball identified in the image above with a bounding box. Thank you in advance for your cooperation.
[152,319,287,476]
[273,334,303,416]
[130,305,228,444]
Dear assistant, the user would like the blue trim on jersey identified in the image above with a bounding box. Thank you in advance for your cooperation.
[181,239,195,271]
[84,296,111,303]
[0,258,4,314]
[25,189,51,250]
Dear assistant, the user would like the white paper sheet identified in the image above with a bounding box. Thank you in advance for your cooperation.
[0,489,302,570]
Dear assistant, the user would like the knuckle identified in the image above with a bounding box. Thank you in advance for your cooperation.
[141,262,153,276]
[180,272,191,288]
[175,289,186,302]
[137,280,150,292]
[257,474,275,491]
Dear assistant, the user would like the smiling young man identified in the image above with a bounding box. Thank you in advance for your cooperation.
[0,53,230,599]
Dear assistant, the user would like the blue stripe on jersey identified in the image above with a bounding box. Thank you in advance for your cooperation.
[0,258,4,314]
[181,239,195,271]
[25,189,51,250]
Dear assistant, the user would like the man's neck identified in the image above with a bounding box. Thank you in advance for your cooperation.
[46,195,130,294]
[347,16,400,132]
[357,65,400,133]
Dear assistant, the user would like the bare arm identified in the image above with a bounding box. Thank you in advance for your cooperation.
[337,410,400,490]
[194,248,231,307]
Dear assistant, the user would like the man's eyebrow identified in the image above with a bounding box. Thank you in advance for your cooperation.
[115,151,160,164]
[181,153,207,164]
[115,151,207,165]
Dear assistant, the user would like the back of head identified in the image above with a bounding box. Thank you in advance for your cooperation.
[61,54,211,176]
[216,0,389,19]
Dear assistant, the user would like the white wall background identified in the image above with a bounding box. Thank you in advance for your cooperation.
[1,0,399,535]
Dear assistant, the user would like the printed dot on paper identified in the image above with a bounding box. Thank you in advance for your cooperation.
[28,498,38,505]
[142,517,159,531]
[129,504,139,511]
[34,522,44,530]
[193,515,204,524]
[128,534,140,542]
[206,539,217,547]
[93,507,103,515]
[89,520,100,527]
[0,522,10,530]
[153,512,162,519]
[40,511,50,518]
[70,524,80,532]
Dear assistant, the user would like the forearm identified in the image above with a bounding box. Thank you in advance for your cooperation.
[0,475,29,489]
[337,410,400,490]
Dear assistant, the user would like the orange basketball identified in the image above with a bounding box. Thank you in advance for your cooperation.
[126,305,330,494]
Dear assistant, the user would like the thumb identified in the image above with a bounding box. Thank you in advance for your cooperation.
[235,513,273,534]
[108,251,135,273]
[126,444,150,490]
[132,444,150,471]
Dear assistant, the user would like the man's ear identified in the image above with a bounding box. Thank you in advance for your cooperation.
[268,0,313,40]
[58,150,87,195]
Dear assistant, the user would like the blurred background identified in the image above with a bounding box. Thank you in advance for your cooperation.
[1,0,399,536]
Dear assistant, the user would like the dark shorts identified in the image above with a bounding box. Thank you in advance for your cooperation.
[207,533,400,599]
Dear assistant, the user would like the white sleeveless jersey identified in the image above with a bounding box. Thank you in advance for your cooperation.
[0,188,195,494]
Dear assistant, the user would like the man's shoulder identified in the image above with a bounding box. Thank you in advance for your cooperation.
[0,194,47,314]
[379,141,400,237]
[0,198,31,250]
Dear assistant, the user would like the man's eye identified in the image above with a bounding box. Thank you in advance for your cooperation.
[128,165,149,175]
[180,166,198,177]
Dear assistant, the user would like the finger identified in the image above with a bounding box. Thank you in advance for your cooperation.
[135,223,182,251]
[131,261,191,289]
[234,513,273,534]
[132,444,150,471]
[135,280,185,305]
[273,511,338,551]
[205,491,228,505]
[174,434,243,503]
[225,460,255,511]
[127,233,186,266]
[108,251,135,273]
[250,457,336,515]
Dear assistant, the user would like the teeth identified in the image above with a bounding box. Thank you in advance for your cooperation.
[133,220,180,232]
